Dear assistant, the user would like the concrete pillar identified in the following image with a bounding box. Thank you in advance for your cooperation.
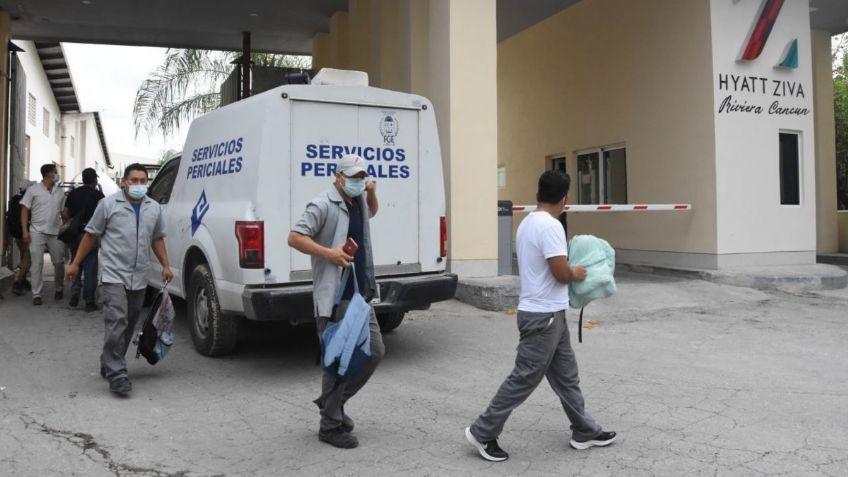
[427,0,498,277]
[811,30,839,253]
[401,0,430,96]
[329,11,350,69]
[348,0,373,76]
[0,12,11,255]
[312,32,331,72]
[371,0,403,90]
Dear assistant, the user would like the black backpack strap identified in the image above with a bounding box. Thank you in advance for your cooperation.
[578,307,584,344]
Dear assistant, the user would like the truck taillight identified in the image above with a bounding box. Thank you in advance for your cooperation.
[440,216,447,258]
[235,221,264,269]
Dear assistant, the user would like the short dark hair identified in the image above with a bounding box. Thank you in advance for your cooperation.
[536,170,571,204]
[40,164,57,178]
[123,163,148,180]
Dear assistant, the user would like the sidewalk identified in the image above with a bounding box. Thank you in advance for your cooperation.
[456,263,847,311]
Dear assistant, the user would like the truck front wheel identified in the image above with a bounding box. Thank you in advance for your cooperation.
[377,312,405,333]
[188,263,238,356]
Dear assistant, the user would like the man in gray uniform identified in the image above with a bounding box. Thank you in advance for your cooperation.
[66,163,173,396]
[20,164,66,305]
[465,170,616,462]
[288,154,384,449]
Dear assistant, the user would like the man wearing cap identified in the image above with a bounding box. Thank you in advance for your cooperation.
[288,154,384,449]
[20,164,66,306]
[62,168,105,311]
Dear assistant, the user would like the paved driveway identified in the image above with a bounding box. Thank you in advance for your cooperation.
[1,272,846,476]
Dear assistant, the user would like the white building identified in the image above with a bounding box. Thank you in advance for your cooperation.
[11,40,114,188]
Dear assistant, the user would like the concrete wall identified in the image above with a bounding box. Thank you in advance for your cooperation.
[811,29,839,253]
[14,40,62,181]
[497,0,718,267]
[61,112,110,182]
[710,0,816,266]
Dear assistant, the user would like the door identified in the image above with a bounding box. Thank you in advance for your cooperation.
[289,101,420,275]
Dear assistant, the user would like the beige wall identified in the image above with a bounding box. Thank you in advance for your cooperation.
[812,29,839,253]
[498,0,717,259]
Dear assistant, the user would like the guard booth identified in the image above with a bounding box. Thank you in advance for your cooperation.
[497,200,513,276]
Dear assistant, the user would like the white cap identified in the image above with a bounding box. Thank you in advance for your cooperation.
[339,154,367,176]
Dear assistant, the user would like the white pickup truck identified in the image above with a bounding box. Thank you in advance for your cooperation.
[145,70,457,356]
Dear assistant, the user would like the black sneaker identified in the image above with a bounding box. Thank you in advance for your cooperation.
[465,427,509,462]
[69,291,80,307]
[12,281,24,296]
[84,302,98,313]
[55,289,63,301]
[109,377,132,396]
[570,431,617,450]
[100,366,107,379]
[32,296,43,306]
[318,427,358,449]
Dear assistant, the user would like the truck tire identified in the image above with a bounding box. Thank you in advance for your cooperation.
[377,312,405,333]
[188,263,238,356]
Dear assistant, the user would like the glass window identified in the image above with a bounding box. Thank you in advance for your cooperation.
[577,151,600,204]
[27,94,36,126]
[147,157,182,204]
[779,132,800,205]
[604,148,627,204]
[497,165,506,189]
[42,109,50,136]
[549,155,566,173]
[577,146,627,204]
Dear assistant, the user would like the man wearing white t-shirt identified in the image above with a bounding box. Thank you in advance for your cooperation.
[465,170,616,462]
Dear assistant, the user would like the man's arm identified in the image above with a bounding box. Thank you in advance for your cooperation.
[20,206,30,244]
[288,231,352,268]
[547,256,586,284]
[152,238,174,283]
[365,179,378,217]
[65,233,97,281]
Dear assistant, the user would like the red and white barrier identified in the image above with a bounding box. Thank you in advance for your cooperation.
[510,204,692,213]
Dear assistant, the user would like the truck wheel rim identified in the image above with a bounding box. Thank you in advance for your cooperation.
[195,288,210,337]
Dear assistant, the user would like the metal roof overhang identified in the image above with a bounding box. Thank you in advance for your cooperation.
[1,0,845,54]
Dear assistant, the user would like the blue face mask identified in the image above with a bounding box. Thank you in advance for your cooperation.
[127,185,148,200]
[343,178,366,198]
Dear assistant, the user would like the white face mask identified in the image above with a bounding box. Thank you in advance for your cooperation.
[343,178,366,198]
[127,185,148,200]
[51,173,60,183]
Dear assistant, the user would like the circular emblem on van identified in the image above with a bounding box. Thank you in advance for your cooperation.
[380,114,399,145]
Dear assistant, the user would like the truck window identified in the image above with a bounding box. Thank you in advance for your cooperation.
[147,157,181,204]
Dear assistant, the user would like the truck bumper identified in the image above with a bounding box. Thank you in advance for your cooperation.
[242,273,458,322]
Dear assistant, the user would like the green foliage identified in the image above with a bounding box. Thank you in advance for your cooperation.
[835,35,848,210]
[133,49,309,139]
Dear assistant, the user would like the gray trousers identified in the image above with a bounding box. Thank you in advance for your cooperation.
[314,307,385,431]
[471,310,602,442]
[28,231,65,298]
[100,283,146,381]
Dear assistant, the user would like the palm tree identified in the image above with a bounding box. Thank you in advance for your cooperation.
[133,49,310,138]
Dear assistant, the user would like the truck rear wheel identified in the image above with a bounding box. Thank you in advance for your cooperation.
[188,263,238,356]
[377,312,405,333]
